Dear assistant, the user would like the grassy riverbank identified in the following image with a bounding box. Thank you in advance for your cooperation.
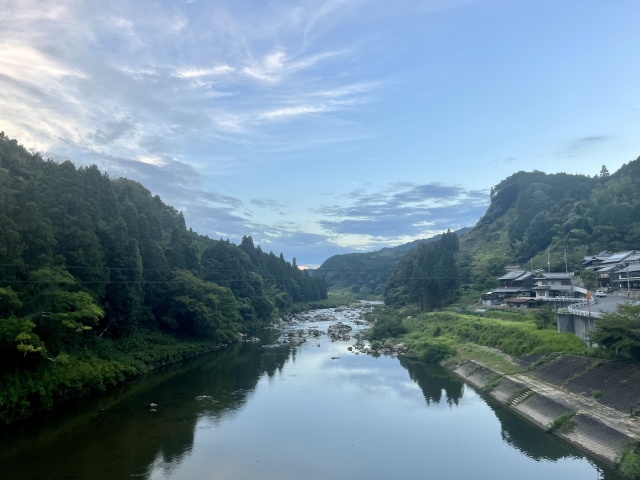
[367,306,593,366]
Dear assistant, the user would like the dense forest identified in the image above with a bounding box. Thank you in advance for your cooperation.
[318,157,640,309]
[384,230,460,309]
[313,228,470,295]
[0,133,326,421]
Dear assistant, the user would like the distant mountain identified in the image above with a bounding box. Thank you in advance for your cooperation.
[313,228,470,295]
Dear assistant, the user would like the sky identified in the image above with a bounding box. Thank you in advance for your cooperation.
[1,0,640,267]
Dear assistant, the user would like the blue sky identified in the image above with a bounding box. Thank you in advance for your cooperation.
[1,0,639,267]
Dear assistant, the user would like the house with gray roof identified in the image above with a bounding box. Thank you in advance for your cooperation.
[581,250,640,291]
[612,263,640,292]
[481,269,535,306]
[533,272,583,300]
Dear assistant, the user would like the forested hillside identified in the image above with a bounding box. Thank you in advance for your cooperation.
[313,228,470,295]
[321,157,640,309]
[0,133,326,393]
[384,230,460,309]
[463,160,640,290]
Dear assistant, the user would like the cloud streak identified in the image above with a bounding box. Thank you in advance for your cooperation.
[317,182,488,239]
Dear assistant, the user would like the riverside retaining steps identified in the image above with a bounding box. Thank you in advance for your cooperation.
[452,359,640,465]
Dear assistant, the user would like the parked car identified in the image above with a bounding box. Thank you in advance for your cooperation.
[595,290,606,297]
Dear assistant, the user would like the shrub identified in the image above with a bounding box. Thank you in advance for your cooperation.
[620,450,640,479]
[419,342,455,363]
[369,316,408,341]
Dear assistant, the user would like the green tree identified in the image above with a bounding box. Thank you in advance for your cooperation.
[25,268,104,353]
[164,270,240,340]
[385,230,460,309]
[592,304,640,358]
[579,270,598,290]
[533,304,556,329]
[0,287,22,317]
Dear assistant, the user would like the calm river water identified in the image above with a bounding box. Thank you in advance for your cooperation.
[0,304,623,479]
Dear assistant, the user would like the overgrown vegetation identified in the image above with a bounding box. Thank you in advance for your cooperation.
[620,448,640,479]
[0,331,219,424]
[366,307,589,365]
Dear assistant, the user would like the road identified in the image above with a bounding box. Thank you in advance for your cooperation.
[574,294,638,315]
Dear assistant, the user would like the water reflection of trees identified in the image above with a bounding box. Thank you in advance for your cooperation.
[0,332,293,479]
[398,357,618,476]
[399,357,464,406]
[400,356,574,460]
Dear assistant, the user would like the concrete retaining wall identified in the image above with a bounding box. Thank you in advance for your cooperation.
[453,360,500,389]
[557,313,597,343]
[559,413,632,464]
[512,393,575,430]
[488,377,527,404]
[451,360,639,465]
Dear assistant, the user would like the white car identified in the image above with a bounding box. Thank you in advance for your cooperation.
[595,290,606,297]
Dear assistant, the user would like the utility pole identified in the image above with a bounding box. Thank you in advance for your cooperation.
[564,245,568,273]
[547,247,550,273]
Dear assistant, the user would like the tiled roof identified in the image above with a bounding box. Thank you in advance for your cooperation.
[534,272,574,279]
[499,270,526,280]
[492,287,526,293]
[506,297,537,303]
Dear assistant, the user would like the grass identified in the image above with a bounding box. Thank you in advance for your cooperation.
[401,310,589,357]
[550,413,576,433]
[448,343,525,374]
[366,307,590,369]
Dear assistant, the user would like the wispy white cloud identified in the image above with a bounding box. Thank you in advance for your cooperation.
[256,104,329,121]
[175,65,235,79]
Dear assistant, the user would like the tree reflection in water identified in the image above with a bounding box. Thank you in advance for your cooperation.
[0,328,293,479]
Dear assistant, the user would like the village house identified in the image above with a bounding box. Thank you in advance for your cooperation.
[582,250,640,291]
[612,263,640,292]
[533,272,577,300]
[481,269,535,306]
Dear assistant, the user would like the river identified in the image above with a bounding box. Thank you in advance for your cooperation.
[0,303,623,479]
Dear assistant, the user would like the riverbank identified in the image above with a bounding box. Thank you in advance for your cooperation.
[0,331,228,425]
[448,355,640,477]
[362,306,640,477]
[0,296,360,426]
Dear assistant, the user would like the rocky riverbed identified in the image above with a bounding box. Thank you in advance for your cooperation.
[274,302,407,356]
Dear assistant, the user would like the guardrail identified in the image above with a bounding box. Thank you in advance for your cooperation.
[567,300,602,319]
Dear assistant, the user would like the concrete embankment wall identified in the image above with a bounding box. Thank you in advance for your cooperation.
[557,313,597,343]
[559,413,633,464]
[451,359,639,465]
[512,393,574,430]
